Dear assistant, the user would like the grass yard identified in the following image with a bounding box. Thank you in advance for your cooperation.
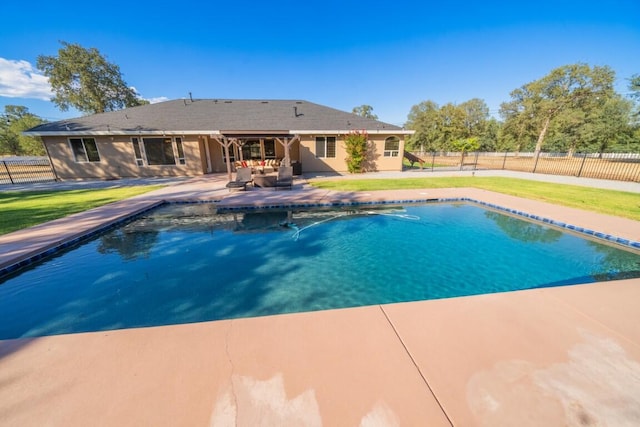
[310,177,640,222]
[0,186,163,235]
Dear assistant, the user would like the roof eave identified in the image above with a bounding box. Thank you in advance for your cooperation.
[23,129,415,137]
[290,129,414,135]
[22,130,222,137]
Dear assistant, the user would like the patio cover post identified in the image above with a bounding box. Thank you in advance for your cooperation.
[212,136,234,181]
[275,135,299,167]
[234,139,245,162]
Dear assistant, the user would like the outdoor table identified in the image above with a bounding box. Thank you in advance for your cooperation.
[253,174,277,187]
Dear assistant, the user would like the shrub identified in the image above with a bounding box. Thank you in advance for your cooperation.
[344,130,369,173]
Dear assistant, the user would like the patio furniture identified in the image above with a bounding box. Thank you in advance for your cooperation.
[275,166,293,190]
[292,161,302,175]
[234,158,281,174]
[225,167,252,192]
[253,174,277,188]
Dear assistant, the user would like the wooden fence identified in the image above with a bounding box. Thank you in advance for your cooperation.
[409,151,640,182]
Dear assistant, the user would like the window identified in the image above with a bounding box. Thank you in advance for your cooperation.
[133,137,185,166]
[384,136,400,157]
[70,138,100,162]
[241,140,261,160]
[175,137,186,165]
[315,136,336,158]
[132,137,144,166]
[264,139,276,159]
[222,145,235,164]
[143,137,176,165]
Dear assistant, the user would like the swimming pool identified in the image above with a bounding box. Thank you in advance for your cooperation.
[1,202,639,339]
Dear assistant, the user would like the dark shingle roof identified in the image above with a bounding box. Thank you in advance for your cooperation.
[26,99,406,135]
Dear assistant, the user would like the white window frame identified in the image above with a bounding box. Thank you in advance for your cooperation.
[69,137,100,163]
[315,136,336,158]
[133,136,185,166]
[384,136,400,157]
[175,137,186,165]
[131,137,145,166]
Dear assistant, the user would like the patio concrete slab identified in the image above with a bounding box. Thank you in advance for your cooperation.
[218,306,451,426]
[382,279,640,427]
[0,321,232,427]
[544,277,640,345]
[0,306,451,426]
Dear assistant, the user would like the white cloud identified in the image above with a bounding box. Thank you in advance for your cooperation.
[129,86,168,104]
[0,58,53,100]
[146,96,169,104]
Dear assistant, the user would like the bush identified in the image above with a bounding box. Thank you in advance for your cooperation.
[344,130,369,173]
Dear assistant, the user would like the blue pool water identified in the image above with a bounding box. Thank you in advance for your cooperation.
[1,203,639,339]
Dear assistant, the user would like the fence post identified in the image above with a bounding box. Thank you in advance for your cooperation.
[1,161,14,184]
[532,151,541,173]
[577,153,587,177]
[502,151,508,170]
[459,152,465,171]
[473,151,479,171]
[431,151,436,171]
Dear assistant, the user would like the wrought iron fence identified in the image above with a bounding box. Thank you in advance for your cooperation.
[0,158,57,185]
[409,151,640,182]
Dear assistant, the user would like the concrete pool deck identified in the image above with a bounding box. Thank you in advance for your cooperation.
[1,173,640,426]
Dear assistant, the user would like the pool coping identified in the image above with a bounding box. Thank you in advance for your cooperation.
[2,176,640,426]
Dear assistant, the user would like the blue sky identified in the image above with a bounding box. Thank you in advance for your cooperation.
[1,0,638,126]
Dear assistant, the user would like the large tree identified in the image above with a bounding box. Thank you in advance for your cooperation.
[0,106,46,155]
[630,74,640,99]
[459,98,489,138]
[405,99,492,152]
[37,42,148,115]
[437,103,467,148]
[629,74,640,122]
[500,63,615,155]
[405,100,440,151]
[352,105,378,120]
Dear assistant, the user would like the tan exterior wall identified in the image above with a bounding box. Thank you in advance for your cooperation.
[44,136,206,180]
[208,139,232,173]
[44,132,406,179]
[299,134,405,173]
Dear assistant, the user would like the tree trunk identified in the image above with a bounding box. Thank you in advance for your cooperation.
[533,116,551,156]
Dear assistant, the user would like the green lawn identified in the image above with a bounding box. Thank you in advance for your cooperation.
[310,177,640,222]
[402,158,447,169]
[0,186,163,235]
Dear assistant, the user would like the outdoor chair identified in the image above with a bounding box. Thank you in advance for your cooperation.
[274,166,293,190]
[226,167,253,192]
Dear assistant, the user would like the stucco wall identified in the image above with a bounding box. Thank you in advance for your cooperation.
[44,132,405,179]
[298,134,405,173]
[44,136,205,179]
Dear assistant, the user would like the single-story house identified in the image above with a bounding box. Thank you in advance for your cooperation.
[24,99,412,180]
